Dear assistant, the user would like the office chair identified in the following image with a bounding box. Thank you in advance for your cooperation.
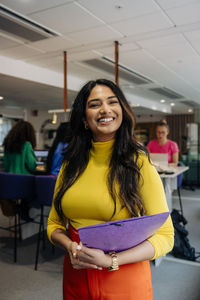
[34,175,57,270]
[0,172,35,262]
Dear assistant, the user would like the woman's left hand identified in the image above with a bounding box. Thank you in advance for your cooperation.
[77,244,112,269]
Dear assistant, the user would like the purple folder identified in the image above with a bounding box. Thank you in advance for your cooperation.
[78,212,169,252]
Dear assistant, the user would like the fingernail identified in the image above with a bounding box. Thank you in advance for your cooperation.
[73,252,76,257]
[97,267,102,270]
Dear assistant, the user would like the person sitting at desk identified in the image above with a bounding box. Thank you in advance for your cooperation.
[3,120,37,220]
[147,120,179,166]
[46,122,71,176]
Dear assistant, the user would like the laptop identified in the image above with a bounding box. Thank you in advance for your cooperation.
[34,150,48,166]
[150,153,168,167]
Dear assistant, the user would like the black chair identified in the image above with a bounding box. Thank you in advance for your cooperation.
[34,175,57,270]
[0,172,35,262]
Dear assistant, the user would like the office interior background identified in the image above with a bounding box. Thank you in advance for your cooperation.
[0,1,200,299]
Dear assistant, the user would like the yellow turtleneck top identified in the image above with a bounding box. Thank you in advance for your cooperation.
[47,140,174,259]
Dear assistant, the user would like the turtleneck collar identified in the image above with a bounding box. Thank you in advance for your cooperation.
[90,139,114,160]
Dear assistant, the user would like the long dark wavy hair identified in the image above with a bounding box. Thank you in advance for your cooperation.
[3,120,36,153]
[54,79,150,221]
[46,122,71,174]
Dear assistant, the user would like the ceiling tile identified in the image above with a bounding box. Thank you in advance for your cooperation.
[0,35,21,50]
[78,0,159,23]
[0,45,43,59]
[68,25,122,44]
[110,11,173,36]
[29,56,63,71]
[69,61,113,82]
[25,51,62,64]
[68,50,100,62]
[166,2,200,26]
[156,0,198,10]
[29,2,103,35]
[0,0,74,14]
[184,29,200,41]
[137,33,186,49]
[163,56,200,89]
[95,42,139,58]
[145,42,196,59]
[184,39,200,54]
[31,36,80,52]
[118,49,193,96]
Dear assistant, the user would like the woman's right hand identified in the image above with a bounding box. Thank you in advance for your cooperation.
[67,241,102,270]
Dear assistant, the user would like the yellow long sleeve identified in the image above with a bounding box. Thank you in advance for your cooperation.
[137,154,174,259]
[47,140,174,258]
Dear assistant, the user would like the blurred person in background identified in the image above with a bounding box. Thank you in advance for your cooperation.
[3,120,37,220]
[46,122,71,176]
[147,120,179,166]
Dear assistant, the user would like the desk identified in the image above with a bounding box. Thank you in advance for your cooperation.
[154,166,189,266]
[160,166,189,212]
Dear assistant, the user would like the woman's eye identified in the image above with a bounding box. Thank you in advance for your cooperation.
[109,100,118,105]
[89,103,100,108]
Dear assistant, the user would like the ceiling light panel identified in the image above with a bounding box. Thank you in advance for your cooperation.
[150,87,183,99]
[83,58,152,84]
[0,5,58,42]
[0,1,72,15]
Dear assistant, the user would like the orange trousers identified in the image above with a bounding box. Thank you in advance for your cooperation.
[63,225,153,300]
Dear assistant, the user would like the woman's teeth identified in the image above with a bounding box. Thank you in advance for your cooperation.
[98,118,114,122]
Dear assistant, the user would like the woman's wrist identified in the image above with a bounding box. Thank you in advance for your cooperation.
[105,254,113,268]
[107,252,119,271]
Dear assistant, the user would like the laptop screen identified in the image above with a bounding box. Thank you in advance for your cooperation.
[150,153,168,166]
[34,150,48,165]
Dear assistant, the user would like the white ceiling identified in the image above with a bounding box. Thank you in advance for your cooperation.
[0,0,200,116]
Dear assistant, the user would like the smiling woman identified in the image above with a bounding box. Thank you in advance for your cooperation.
[47,79,174,300]
[84,85,123,142]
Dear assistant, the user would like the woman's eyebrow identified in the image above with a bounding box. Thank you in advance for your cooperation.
[88,95,118,103]
[87,98,100,103]
[107,96,118,99]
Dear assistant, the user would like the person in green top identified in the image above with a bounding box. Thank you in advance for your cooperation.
[3,120,37,220]
[3,120,36,174]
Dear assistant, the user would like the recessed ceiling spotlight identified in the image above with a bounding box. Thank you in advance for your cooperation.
[160,99,165,103]
[170,102,175,106]
[152,106,157,110]
[188,108,193,113]
[0,96,4,100]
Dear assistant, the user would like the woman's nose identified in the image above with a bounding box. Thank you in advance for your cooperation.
[99,104,111,114]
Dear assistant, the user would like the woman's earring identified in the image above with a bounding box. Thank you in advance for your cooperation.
[84,122,89,130]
